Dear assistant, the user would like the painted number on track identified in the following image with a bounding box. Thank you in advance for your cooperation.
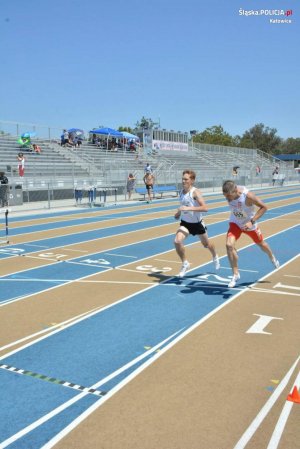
[38,252,66,260]
[81,258,111,266]
[136,264,172,273]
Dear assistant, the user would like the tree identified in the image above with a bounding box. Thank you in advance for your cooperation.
[239,123,281,154]
[276,137,300,154]
[193,125,236,147]
[118,126,134,133]
[135,116,158,129]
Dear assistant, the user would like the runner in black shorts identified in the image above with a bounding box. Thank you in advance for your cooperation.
[174,170,220,278]
[179,220,207,236]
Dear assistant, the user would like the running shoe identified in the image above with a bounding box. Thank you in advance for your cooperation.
[228,273,240,288]
[213,255,220,270]
[178,261,190,278]
[271,256,280,268]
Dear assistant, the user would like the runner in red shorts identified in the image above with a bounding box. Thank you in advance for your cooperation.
[222,180,279,288]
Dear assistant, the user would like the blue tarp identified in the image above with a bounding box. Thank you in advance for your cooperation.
[89,127,123,137]
[68,128,84,136]
[276,154,300,161]
[121,131,139,140]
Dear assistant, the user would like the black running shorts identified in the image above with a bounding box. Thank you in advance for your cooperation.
[179,219,207,236]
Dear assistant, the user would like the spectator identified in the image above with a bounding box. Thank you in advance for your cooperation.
[17,152,25,177]
[272,166,279,186]
[255,165,261,176]
[75,137,82,148]
[232,166,238,177]
[143,171,155,203]
[62,129,70,147]
[144,162,153,174]
[32,144,41,154]
[0,171,9,207]
[129,140,136,152]
[74,186,83,206]
[126,173,136,200]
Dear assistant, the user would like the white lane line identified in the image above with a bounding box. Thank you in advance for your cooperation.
[248,287,300,298]
[266,370,300,449]
[1,221,299,310]
[64,260,112,268]
[22,244,50,248]
[233,356,300,449]
[0,228,177,289]
[0,305,106,352]
[0,204,299,445]
[220,267,259,273]
[158,281,300,297]
[104,253,138,258]
[0,278,153,285]
[62,248,89,253]
[154,258,182,264]
[7,249,299,448]
[115,267,152,274]
[0,329,183,449]
[6,199,299,261]
[7,209,172,240]
[21,255,59,262]
[284,275,300,279]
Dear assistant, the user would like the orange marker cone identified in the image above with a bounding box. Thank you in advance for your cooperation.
[287,386,300,403]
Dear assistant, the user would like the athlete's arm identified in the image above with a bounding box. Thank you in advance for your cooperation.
[179,189,208,213]
[245,191,268,223]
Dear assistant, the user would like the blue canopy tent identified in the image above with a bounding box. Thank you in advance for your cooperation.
[68,128,84,136]
[21,132,36,138]
[90,127,123,137]
[121,131,139,141]
[89,127,123,151]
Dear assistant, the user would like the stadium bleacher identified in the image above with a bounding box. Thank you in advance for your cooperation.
[0,132,296,211]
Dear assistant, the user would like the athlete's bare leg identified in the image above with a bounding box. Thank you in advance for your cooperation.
[257,239,278,265]
[199,233,218,258]
[226,234,239,276]
[174,228,189,262]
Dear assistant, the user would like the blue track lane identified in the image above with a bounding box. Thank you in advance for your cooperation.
[0,222,300,448]
[0,202,299,304]
[4,190,300,237]
[4,186,298,225]
[0,196,299,261]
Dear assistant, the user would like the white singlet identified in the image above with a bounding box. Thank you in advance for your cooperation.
[180,187,203,224]
[228,186,256,229]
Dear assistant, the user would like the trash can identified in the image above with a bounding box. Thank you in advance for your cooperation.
[9,184,23,206]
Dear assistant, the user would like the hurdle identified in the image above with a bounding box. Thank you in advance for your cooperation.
[0,208,10,244]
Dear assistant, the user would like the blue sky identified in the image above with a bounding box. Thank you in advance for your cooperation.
[0,0,299,138]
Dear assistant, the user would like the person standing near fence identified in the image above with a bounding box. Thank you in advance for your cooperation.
[0,171,9,207]
[174,169,220,278]
[126,173,136,200]
[143,172,155,203]
[222,180,279,288]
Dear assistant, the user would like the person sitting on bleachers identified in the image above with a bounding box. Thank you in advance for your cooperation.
[32,144,41,154]
[18,136,33,152]
[62,129,72,147]
[74,136,82,148]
